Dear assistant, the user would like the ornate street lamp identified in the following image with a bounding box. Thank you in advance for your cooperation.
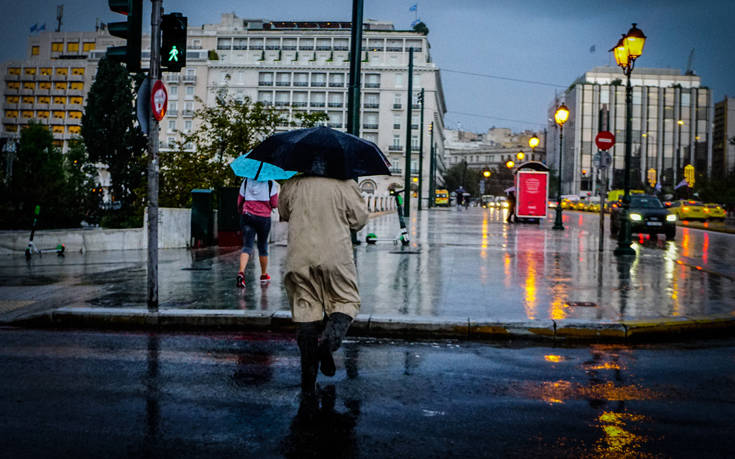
[610,23,646,256]
[529,135,540,150]
[553,102,569,230]
[516,151,525,161]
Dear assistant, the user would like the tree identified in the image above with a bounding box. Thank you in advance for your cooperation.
[159,94,284,207]
[291,111,329,128]
[412,21,429,35]
[64,139,103,225]
[81,57,147,227]
[1,123,66,228]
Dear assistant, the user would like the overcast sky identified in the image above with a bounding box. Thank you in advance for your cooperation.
[2,0,733,133]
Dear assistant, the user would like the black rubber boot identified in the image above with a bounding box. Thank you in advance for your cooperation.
[297,321,321,394]
[318,312,353,377]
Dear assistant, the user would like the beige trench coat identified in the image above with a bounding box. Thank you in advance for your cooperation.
[279,176,369,322]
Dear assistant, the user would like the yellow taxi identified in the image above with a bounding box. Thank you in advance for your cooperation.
[435,189,449,207]
[704,203,727,221]
[668,200,707,220]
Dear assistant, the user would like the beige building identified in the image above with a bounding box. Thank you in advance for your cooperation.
[3,13,448,201]
[142,13,448,200]
[444,127,546,171]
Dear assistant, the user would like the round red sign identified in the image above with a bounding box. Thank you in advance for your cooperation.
[595,131,615,151]
[151,80,168,121]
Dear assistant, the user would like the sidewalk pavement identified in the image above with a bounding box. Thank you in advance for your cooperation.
[2,207,734,342]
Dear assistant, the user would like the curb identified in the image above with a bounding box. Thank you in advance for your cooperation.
[10,307,735,343]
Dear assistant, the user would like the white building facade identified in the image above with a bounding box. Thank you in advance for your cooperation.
[547,66,713,195]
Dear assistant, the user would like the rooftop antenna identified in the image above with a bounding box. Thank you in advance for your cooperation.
[56,4,63,32]
[685,48,695,76]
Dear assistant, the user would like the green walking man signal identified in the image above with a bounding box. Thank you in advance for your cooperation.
[161,13,187,72]
[168,45,179,62]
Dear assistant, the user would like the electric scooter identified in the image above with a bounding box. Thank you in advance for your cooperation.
[365,188,410,247]
[25,205,65,260]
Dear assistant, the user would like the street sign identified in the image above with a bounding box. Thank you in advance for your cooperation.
[150,80,168,121]
[593,150,612,169]
[595,131,615,151]
[136,77,151,134]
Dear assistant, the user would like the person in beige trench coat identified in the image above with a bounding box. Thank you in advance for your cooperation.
[278,175,369,393]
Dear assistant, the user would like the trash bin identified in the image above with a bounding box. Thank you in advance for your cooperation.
[217,187,241,247]
[191,189,213,247]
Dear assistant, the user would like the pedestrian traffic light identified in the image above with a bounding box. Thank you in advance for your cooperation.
[106,0,142,73]
[161,13,187,72]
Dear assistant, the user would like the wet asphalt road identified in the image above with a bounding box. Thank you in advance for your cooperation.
[1,328,734,458]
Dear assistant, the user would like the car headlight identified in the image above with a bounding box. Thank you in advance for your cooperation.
[630,213,642,221]
[666,214,677,222]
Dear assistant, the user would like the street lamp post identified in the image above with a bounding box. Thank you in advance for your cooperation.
[529,134,540,160]
[610,23,646,256]
[553,103,569,230]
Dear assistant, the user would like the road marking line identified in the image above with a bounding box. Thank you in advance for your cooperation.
[0,300,35,314]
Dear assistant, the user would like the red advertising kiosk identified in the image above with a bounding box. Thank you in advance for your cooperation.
[513,161,549,223]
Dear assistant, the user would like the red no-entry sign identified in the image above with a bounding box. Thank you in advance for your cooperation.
[595,131,615,151]
[151,80,168,121]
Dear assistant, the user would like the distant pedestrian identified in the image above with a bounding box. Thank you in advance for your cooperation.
[236,178,278,288]
[278,176,369,394]
[506,191,516,223]
[455,186,466,210]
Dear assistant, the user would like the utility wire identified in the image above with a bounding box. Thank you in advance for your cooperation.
[447,110,547,127]
[441,68,567,89]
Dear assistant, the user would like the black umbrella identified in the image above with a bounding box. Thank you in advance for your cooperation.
[247,126,391,180]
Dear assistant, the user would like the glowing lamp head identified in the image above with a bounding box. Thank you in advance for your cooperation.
[516,152,525,161]
[610,35,629,68]
[528,135,540,149]
[505,160,515,169]
[624,23,646,60]
[412,177,418,183]
[482,170,491,178]
[554,103,569,126]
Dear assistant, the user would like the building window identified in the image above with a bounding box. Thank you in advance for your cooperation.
[23,82,35,90]
[168,120,176,131]
[53,111,65,119]
[70,82,83,90]
[40,67,52,75]
[185,86,194,99]
[68,111,83,119]
[24,68,36,75]
[71,68,84,75]
[31,46,40,56]
[395,74,403,88]
[83,42,96,52]
[53,96,65,104]
[8,67,21,75]
[67,42,79,53]
[56,68,68,76]
[39,82,51,90]
[169,85,178,97]
[51,42,63,52]
[54,82,67,90]
[68,125,81,134]
[52,125,64,133]
[184,120,192,132]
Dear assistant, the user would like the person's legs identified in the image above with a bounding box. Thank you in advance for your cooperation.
[254,215,271,281]
[318,312,353,377]
[238,214,257,288]
[297,321,322,393]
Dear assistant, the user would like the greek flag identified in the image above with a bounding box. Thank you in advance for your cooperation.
[654,181,662,192]
[674,179,688,190]
[409,4,417,12]
[30,23,38,33]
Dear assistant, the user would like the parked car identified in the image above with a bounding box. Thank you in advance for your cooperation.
[669,200,707,220]
[704,203,727,221]
[610,194,676,240]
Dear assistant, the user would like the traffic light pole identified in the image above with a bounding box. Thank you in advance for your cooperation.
[417,88,424,211]
[147,0,162,311]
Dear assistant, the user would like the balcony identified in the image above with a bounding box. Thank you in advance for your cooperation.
[293,82,308,87]
[392,103,402,110]
[389,166,402,174]
[5,74,19,81]
[68,89,83,97]
[364,103,379,109]
[334,46,348,51]
[67,103,82,111]
[388,145,402,151]
[328,102,343,108]
[316,46,331,51]
[35,103,49,110]
[168,109,178,116]
[265,45,280,50]
[182,110,194,117]
[257,100,272,106]
[329,82,344,87]
[3,117,18,124]
[20,103,33,110]
[35,74,51,82]
[292,102,307,107]
[69,74,84,82]
[258,80,274,86]
[182,75,197,83]
[165,74,179,83]
[386,47,402,52]
[393,124,401,129]
[365,83,380,89]
[275,81,290,86]
[282,45,297,51]
[311,82,326,87]
[274,101,290,107]
[411,124,418,129]
[328,122,342,128]
[310,102,325,107]
[20,88,34,95]
[298,46,314,51]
